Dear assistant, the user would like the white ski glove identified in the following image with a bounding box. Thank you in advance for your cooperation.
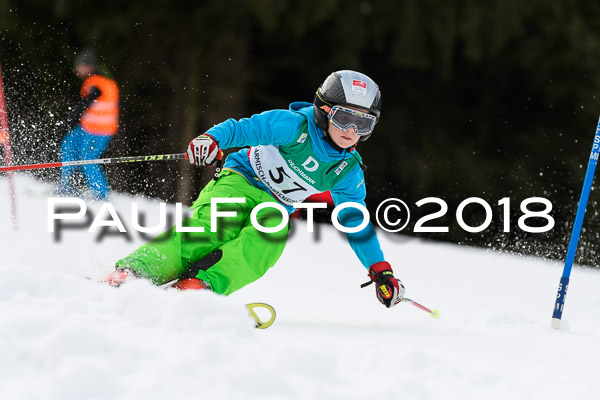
[187,134,221,166]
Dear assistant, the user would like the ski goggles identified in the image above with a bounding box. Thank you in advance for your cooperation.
[327,105,377,136]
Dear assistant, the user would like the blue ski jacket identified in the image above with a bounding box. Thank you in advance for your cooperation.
[205,101,385,269]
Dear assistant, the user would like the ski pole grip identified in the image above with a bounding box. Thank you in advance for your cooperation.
[245,303,276,329]
[360,280,373,288]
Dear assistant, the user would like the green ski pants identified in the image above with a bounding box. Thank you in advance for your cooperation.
[115,170,289,295]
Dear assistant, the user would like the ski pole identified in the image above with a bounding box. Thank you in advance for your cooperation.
[0,153,187,172]
[401,297,440,318]
[0,150,224,179]
[360,279,439,318]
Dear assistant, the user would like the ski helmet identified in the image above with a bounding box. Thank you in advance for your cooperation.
[313,70,381,141]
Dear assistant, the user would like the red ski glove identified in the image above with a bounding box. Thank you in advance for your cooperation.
[361,262,405,308]
[187,134,221,166]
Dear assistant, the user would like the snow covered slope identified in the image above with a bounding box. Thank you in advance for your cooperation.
[1,174,600,400]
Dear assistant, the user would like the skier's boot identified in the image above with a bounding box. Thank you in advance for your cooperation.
[101,268,137,287]
[171,278,211,290]
[172,250,219,290]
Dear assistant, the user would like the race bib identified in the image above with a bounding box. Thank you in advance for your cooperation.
[249,145,321,205]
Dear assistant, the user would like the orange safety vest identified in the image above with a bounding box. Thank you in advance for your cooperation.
[79,74,119,135]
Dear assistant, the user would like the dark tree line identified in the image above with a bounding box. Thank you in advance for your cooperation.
[2,0,600,265]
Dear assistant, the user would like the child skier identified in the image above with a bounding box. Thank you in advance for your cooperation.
[104,70,405,308]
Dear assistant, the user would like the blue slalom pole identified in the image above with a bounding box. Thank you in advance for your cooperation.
[551,116,600,329]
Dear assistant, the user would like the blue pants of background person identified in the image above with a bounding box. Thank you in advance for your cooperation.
[59,125,112,200]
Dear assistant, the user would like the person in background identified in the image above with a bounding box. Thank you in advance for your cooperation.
[58,48,119,200]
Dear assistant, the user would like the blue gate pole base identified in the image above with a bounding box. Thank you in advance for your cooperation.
[551,318,561,329]
[551,276,569,329]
